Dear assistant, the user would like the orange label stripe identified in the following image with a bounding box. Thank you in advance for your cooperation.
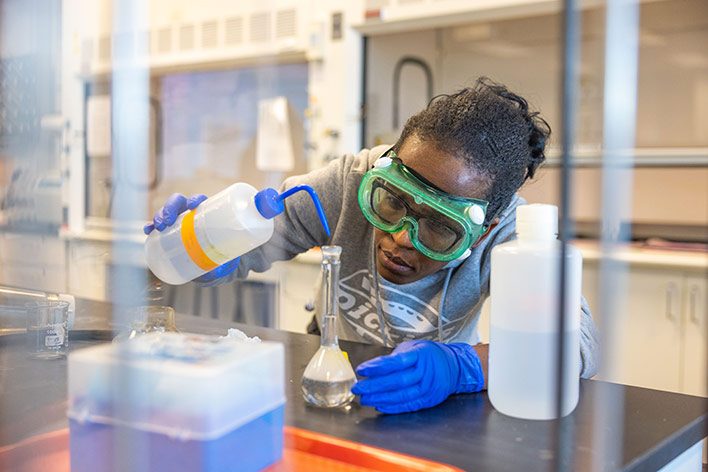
[180,210,219,272]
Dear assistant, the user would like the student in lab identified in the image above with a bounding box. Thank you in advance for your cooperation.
[145,77,599,414]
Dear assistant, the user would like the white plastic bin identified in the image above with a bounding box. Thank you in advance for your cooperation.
[68,332,285,472]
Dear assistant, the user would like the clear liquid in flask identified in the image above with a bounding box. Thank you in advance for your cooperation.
[302,345,355,407]
[301,246,356,408]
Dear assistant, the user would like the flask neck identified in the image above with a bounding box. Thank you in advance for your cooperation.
[320,246,342,348]
[320,315,338,347]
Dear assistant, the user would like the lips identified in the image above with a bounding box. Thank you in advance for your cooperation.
[386,251,413,268]
[378,248,415,274]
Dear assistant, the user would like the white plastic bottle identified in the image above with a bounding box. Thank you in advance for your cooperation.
[145,184,330,285]
[488,204,582,420]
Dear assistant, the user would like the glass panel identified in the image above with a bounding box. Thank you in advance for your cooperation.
[0,1,705,471]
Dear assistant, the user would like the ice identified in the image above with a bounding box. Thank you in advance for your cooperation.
[225,328,262,343]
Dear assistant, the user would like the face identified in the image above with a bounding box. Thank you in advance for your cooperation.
[374,135,492,284]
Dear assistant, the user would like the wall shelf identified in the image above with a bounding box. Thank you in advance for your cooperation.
[544,147,708,167]
[78,50,309,80]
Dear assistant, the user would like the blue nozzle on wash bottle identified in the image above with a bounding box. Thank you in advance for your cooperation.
[254,185,331,237]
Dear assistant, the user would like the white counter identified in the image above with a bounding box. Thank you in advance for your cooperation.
[59,227,146,245]
[573,240,707,271]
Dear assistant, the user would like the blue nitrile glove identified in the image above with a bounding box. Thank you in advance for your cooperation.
[352,340,484,414]
[143,193,208,234]
[194,257,240,285]
[143,193,239,283]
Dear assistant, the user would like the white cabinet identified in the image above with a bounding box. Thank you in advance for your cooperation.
[603,267,684,392]
[586,262,706,396]
[681,275,707,397]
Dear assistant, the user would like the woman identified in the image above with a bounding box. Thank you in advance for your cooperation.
[145,77,599,414]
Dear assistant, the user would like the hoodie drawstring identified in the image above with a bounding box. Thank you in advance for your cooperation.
[437,266,455,342]
[371,237,390,347]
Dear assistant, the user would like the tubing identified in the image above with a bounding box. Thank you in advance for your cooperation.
[278,185,331,238]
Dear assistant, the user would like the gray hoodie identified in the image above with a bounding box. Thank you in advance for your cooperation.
[213,145,599,378]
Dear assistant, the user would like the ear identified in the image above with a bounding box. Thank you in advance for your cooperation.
[472,218,500,248]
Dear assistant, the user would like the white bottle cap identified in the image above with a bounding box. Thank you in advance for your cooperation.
[516,204,558,240]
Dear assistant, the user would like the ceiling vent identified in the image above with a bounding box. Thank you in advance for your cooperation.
[202,21,218,48]
[179,24,195,50]
[157,27,172,54]
[225,17,244,45]
[250,12,271,43]
[276,9,296,38]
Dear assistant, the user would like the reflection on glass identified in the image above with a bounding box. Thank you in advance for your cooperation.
[113,305,178,342]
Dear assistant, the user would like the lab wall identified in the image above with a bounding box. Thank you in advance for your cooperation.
[365,0,708,150]
[519,167,708,229]
[364,0,708,233]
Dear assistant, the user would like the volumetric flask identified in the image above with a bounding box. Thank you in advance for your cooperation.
[301,246,356,408]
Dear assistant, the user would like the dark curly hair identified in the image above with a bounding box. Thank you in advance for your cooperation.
[393,77,551,224]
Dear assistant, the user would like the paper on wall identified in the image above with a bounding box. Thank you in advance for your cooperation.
[256,96,295,172]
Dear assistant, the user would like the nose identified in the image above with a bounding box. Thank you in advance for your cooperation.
[391,228,414,249]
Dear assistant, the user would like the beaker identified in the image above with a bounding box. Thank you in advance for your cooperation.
[26,300,70,359]
[301,246,356,408]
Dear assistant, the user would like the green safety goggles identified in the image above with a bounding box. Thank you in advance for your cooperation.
[358,149,490,262]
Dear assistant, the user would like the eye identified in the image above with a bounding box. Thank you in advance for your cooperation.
[418,217,461,251]
[372,186,407,224]
[383,193,404,210]
[423,219,452,236]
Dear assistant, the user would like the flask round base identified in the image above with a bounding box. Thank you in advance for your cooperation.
[302,377,355,408]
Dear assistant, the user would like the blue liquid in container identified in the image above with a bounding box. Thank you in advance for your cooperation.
[70,406,284,472]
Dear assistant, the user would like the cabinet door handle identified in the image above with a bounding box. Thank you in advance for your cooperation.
[689,285,700,324]
[665,283,678,321]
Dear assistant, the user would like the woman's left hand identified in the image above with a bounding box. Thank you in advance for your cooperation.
[352,340,484,414]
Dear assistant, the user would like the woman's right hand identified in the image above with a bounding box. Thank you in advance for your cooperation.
[143,193,207,235]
